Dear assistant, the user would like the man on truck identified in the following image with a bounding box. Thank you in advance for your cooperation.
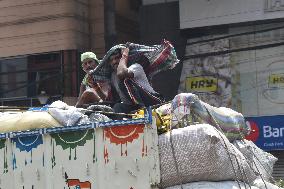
[76,52,113,107]
[107,47,164,116]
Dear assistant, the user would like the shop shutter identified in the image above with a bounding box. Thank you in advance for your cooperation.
[271,151,284,179]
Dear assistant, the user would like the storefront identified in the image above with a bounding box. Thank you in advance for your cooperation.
[178,19,284,180]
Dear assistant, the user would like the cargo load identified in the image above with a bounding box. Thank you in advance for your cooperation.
[0,93,280,189]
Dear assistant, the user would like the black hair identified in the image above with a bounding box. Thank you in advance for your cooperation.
[108,48,122,62]
[112,49,122,56]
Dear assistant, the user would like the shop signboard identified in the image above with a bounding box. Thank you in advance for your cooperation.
[245,115,284,151]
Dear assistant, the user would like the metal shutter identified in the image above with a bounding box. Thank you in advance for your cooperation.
[271,151,284,179]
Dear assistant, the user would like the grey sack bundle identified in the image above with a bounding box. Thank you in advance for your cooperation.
[158,124,257,188]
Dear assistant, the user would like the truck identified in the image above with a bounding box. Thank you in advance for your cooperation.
[0,93,279,189]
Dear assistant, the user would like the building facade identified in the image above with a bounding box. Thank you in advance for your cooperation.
[178,0,284,179]
[140,0,284,179]
[0,0,140,106]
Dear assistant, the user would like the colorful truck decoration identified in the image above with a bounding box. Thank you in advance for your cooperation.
[0,110,160,189]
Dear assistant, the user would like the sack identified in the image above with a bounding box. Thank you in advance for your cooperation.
[0,111,62,133]
[159,124,257,188]
[165,181,259,189]
[48,101,84,126]
[253,178,282,189]
[233,140,278,181]
[171,93,250,141]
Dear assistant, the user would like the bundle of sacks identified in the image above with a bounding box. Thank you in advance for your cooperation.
[158,93,280,189]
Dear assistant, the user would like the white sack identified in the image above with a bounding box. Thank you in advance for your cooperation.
[166,181,259,189]
[253,178,283,189]
[48,101,83,126]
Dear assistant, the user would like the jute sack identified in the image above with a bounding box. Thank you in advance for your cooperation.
[233,140,278,181]
[159,124,257,188]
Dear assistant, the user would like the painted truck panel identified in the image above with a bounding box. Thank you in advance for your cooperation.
[0,116,160,189]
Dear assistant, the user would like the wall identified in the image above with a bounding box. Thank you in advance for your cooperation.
[178,37,233,108]
[179,21,284,116]
[180,0,284,29]
[230,22,284,117]
[0,0,90,58]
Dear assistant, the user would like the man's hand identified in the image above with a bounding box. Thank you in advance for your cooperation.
[125,42,132,48]
[117,47,134,80]
[121,47,129,57]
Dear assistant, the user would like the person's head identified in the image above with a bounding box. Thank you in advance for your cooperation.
[81,52,99,75]
[108,49,121,71]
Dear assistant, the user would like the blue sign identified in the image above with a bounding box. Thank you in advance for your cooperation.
[245,115,284,151]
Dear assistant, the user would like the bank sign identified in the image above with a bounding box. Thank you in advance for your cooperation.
[245,115,284,151]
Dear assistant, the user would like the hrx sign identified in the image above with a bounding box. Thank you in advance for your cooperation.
[186,76,218,92]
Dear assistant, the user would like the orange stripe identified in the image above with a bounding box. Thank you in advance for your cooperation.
[79,181,91,188]
[67,179,80,186]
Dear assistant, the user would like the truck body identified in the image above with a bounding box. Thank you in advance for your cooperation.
[0,110,160,189]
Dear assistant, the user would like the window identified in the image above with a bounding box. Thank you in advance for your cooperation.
[0,52,62,106]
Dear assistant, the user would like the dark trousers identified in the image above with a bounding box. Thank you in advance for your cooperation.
[113,78,164,119]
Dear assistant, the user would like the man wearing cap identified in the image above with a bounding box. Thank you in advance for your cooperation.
[76,52,112,107]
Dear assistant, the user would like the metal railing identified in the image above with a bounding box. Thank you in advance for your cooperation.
[0,95,62,107]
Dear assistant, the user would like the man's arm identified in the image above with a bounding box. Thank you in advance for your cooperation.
[91,83,106,101]
[78,83,86,99]
[117,48,134,80]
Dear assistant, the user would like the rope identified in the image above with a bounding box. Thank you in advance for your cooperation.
[235,141,269,189]
[233,122,272,189]
[0,106,138,117]
[236,158,252,189]
[204,106,243,189]
[202,107,251,188]
[251,157,269,189]
[85,110,137,117]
